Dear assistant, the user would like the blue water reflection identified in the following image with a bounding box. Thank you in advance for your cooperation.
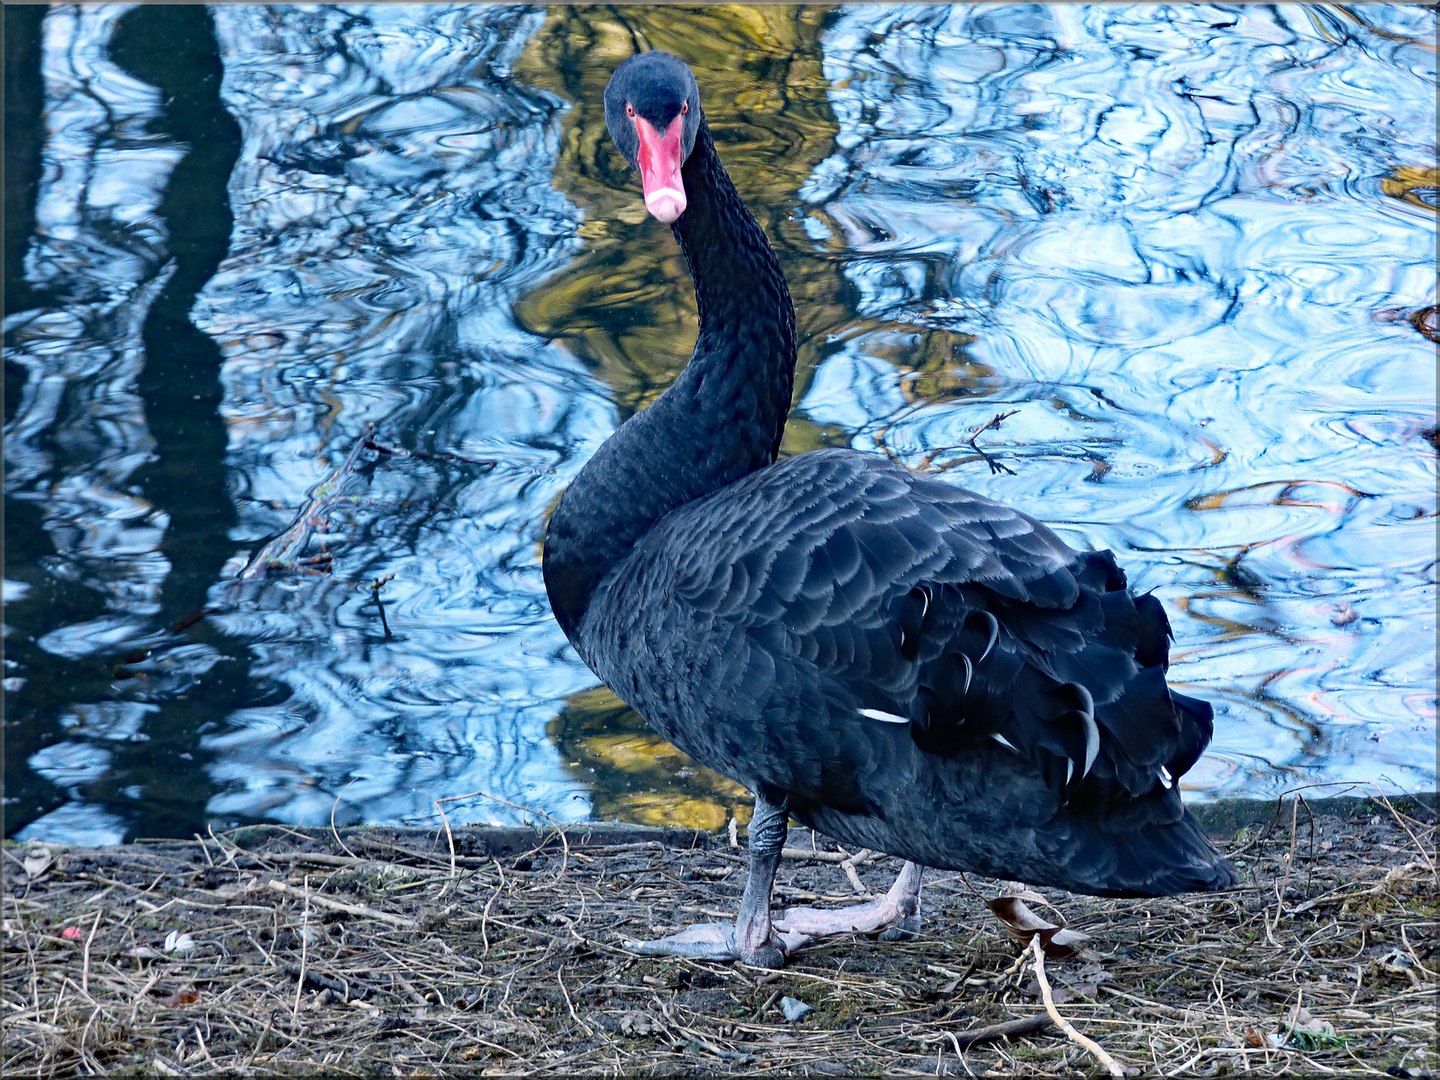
[4,5,1434,843]
[796,4,1436,799]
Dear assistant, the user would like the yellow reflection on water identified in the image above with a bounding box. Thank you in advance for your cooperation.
[548,686,754,829]
[514,5,847,431]
[1382,165,1438,211]
[523,7,1003,827]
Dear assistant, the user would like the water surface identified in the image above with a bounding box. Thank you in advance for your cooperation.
[5,4,1435,843]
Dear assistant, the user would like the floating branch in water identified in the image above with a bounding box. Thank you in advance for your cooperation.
[873,406,1020,476]
[235,426,376,582]
[369,573,395,641]
[128,426,499,673]
[364,434,498,472]
[956,409,1018,476]
[906,408,1018,476]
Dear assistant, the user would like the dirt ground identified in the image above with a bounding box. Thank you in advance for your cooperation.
[3,791,1436,1077]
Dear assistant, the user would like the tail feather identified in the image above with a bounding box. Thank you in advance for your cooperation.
[1039,805,1238,898]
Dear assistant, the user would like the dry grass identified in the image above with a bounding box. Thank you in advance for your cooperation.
[3,792,1435,1077]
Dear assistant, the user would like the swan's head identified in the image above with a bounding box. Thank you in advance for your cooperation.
[605,52,701,224]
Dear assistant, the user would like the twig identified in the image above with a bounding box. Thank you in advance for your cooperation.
[1028,933,1124,1077]
[480,861,505,956]
[780,848,856,863]
[363,435,497,471]
[293,875,310,1017]
[557,969,593,1036]
[752,989,782,1022]
[960,410,1018,476]
[250,850,444,877]
[80,909,102,996]
[1366,786,1437,877]
[266,879,415,929]
[842,849,874,895]
[369,575,394,641]
[234,425,374,582]
[330,777,361,861]
[948,1013,1052,1048]
[442,788,564,825]
[281,962,366,1001]
[433,798,459,900]
[392,972,429,1007]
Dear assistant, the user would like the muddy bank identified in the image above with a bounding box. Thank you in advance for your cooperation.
[4,792,1435,1076]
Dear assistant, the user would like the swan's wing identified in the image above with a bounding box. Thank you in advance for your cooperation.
[641,450,1212,817]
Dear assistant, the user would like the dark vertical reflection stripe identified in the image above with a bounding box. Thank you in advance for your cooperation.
[3,4,49,420]
[3,5,66,826]
[93,6,245,838]
[110,5,241,626]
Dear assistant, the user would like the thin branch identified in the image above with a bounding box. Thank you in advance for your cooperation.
[961,409,1018,475]
[1028,932,1125,1077]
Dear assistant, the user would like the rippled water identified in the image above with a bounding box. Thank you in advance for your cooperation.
[5,5,1435,843]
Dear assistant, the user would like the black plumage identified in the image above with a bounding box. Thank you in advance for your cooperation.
[543,53,1234,958]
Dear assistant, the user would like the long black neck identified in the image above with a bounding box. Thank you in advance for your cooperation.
[544,119,796,640]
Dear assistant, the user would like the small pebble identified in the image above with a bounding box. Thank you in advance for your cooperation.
[780,996,813,1022]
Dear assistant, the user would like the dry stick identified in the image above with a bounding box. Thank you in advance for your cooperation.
[283,962,363,1001]
[1399,924,1438,981]
[1028,933,1124,1077]
[293,875,310,1018]
[1365,784,1437,877]
[433,787,567,899]
[254,850,442,875]
[433,797,460,899]
[948,1014,1053,1049]
[235,424,374,581]
[330,777,361,860]
[1265,795,1306,945]
[207,823,241,871]
[480,861,505,956]
[80,908,102,996]
[392,972,428,1008]
[1238,781,1435,876]
[840,848,875,895]
[557,968,593,1037]
[191,1023,218,1070]
[266,879,415,929]
[780,847,854,863]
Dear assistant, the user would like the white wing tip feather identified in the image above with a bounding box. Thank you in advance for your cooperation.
[991,732,1021,754]
[859,708,909,725]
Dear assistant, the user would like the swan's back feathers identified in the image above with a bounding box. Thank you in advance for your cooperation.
[585,450,1233,895]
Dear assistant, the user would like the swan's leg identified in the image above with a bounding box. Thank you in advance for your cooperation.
[623,793,806,967]
[774,860,923,941]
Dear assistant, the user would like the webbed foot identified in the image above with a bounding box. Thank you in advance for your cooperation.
[623,921,805,967]
[774,860,923,942]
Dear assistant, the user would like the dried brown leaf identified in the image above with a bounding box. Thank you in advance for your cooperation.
[987,895,1089,959]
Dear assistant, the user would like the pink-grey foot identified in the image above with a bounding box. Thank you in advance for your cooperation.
[775,858,923,942]
[623,796,922,966]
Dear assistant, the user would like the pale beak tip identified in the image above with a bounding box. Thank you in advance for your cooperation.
[645,189,687,224]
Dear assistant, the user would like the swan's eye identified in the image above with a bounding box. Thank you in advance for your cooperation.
[625,103,635,118]
[681,101,689,116]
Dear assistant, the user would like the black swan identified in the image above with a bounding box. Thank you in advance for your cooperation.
[542,51,1236,967]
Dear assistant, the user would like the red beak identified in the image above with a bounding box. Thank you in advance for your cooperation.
[633,114,686,223]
